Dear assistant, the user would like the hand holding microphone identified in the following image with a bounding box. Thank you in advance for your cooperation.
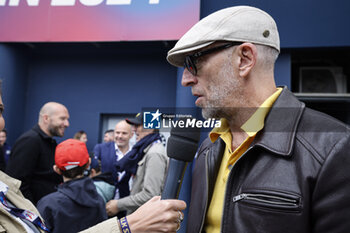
[161,121,200,199]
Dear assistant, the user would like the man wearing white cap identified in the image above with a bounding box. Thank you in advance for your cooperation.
[167,5,350,233]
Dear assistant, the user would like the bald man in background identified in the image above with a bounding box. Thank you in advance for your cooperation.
[94,120,134,201]
[6,102,70,205]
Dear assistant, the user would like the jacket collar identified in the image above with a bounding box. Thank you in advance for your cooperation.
[33,124,53,140]
[251,87,305,157]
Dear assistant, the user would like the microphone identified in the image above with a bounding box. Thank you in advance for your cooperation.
[161,123,200,199]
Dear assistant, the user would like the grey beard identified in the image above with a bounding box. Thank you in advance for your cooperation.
[201,107,230,120]
[202,107,220,119]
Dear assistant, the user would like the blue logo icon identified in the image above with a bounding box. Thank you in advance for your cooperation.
[143,109,162,129]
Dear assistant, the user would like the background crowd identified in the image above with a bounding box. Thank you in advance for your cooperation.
[0,101,170,232]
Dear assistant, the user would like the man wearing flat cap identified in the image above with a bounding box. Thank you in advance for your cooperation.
[167,5,350,233]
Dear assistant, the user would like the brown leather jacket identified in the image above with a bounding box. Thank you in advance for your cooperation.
[187,88,350,233]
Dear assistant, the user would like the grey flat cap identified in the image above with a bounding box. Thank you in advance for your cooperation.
[167,6,280,67]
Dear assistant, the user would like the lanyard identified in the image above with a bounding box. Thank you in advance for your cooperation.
[0,192,50,232]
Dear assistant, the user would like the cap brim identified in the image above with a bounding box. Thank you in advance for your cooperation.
[167,41,214,67]
[126,118,142,126]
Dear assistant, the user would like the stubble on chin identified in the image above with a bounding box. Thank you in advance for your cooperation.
[201,107,231,120]
[202,107,218,120]
[49,126,64,137]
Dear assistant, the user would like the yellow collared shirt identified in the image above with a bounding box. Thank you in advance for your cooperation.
[204,88,282,233]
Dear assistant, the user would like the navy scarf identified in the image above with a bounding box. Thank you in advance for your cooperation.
[116,133,161,175]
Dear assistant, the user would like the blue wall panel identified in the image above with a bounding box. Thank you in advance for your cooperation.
[21,44,177,151]
[275,53,291,88]
[0,44,28,145]
[200,0,350,48]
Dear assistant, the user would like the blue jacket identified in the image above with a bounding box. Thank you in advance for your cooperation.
[37,177,107,233]
[93,142,116,175]
[93,142,130,198]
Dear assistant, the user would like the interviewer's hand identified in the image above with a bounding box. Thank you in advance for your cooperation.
[127,196,186,233]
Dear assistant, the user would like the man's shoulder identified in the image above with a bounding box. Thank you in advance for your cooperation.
[268,88,349,155]
[94,142,114,154]
[99,141,114,149]
[295,107,350,160]
[147,141,166,155]
[19,127,40,139]
[297,107,349,140]
[13,126,42,144]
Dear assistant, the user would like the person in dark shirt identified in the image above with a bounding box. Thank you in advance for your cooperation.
[6,102,69,205]
[37,139,107,233]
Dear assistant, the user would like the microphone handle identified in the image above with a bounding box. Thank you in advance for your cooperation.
[161,158,188,200]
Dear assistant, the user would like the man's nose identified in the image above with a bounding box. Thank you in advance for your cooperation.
[181,69,198,87]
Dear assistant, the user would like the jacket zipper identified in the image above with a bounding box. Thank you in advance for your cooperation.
[219,146,253,233]
[198,149,210,233]
[232,193,299,207]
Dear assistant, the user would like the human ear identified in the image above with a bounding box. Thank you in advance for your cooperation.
[237,43,257,78]
[43,114,50,124]
[53,165,62,175]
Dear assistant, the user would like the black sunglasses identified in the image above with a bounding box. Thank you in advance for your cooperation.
[184,42,241,76]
